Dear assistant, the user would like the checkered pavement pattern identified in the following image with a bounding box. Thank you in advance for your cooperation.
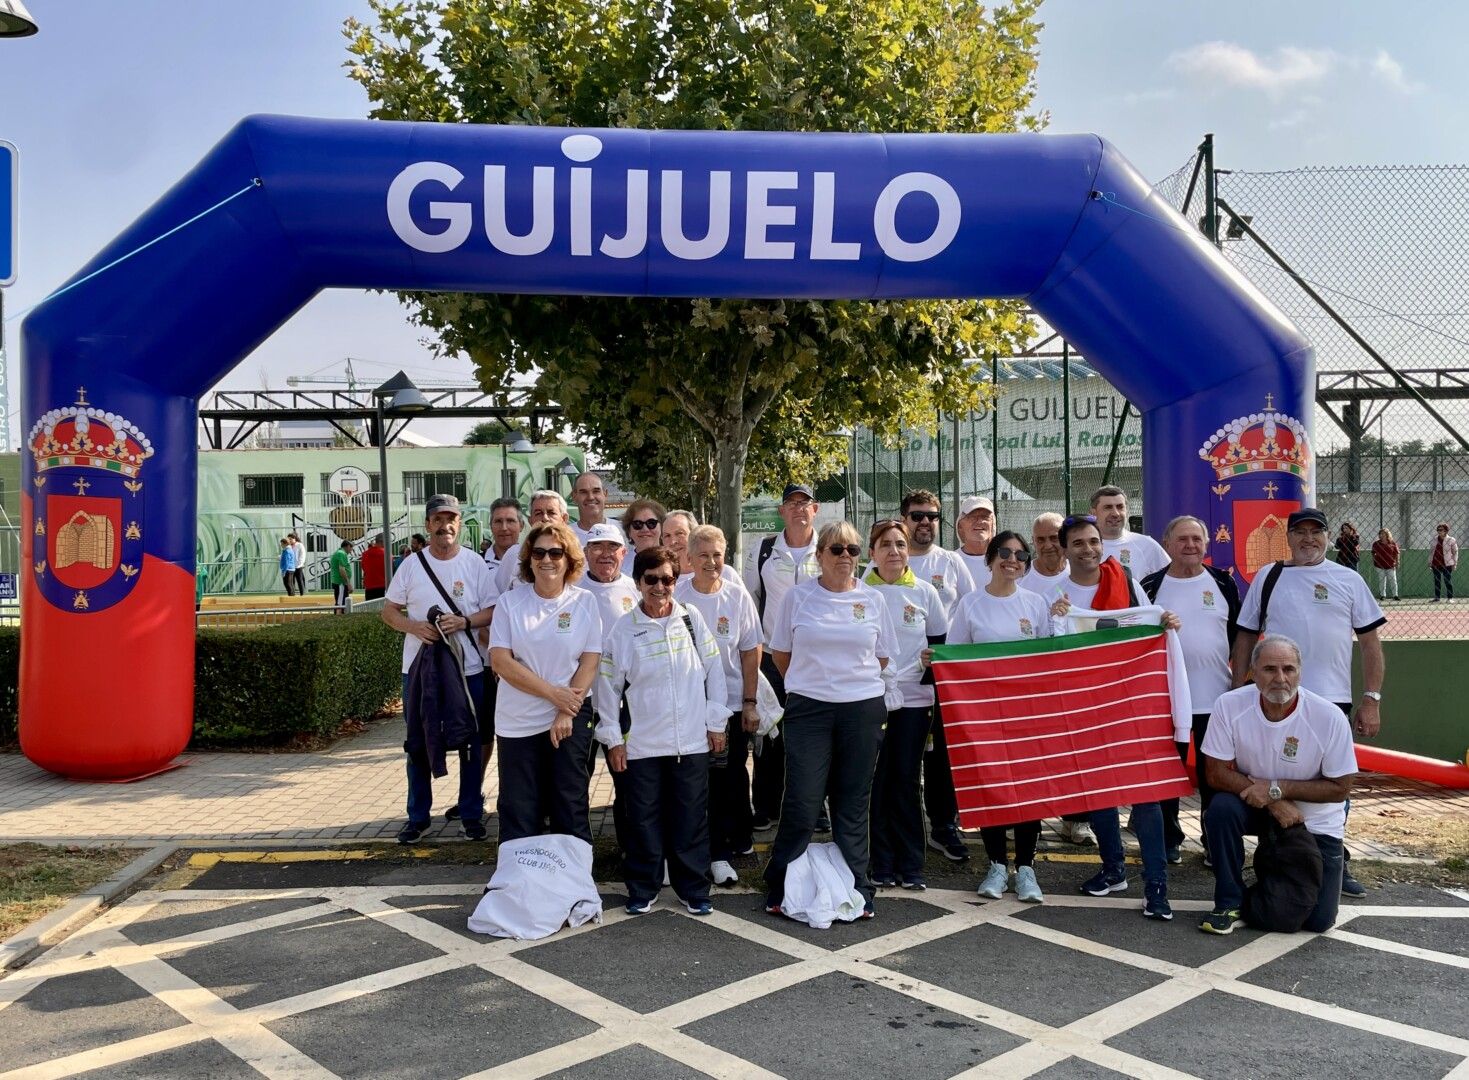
[3,880,1467,1079]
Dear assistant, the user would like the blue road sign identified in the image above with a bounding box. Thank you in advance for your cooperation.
[0,140,15,286]
[0,573,17,600]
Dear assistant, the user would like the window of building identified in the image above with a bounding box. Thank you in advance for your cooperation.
[402,471,467,504]
[240,474,305,508]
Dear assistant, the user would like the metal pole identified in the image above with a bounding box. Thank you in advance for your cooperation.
[1061,341,1073,512]
[1378,409,1385,532]
[951,408,961,547]
[1218,196,1469,453]
[989,353,999,499]
[1179,143,1206,222]
[1201,133,1220,248]
[376,396,393,588]
[1101,400,1133,487]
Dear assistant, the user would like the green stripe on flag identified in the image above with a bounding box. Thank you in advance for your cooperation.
[931,624,1162,663]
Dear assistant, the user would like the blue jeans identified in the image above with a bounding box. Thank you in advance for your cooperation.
[1204,792,1344,931]
[1092,802,1166,888]
[402,672,486,825]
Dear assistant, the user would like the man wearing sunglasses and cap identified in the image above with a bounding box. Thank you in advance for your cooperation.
[956,495,998,589]
[744,483,824,831]
[1231,506,1386,898]
[382,494,497,843]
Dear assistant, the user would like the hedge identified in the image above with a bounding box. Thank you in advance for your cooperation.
[0,615,402,747]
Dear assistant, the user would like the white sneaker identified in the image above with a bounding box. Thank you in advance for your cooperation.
[711,860,739,886]
[978,862,1009,899]
[1060,820,1095,846]
[1015,865,1044,903]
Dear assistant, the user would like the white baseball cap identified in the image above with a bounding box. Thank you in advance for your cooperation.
[959,495,996,516]
[583,522,627,546]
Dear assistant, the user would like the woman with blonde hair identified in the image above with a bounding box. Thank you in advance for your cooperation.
[490,521,602,843]
[763,520,899,920]
[620,499,666,576]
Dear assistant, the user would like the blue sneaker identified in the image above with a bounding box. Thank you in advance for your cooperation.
[684,899,713,916]
[860,898,876,919]
[872,870,898,888]
[1143,883,1173,920]
[1079,868,1128,896]
[625,898,655,915]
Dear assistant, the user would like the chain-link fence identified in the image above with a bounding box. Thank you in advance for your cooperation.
[841,143,1469,638]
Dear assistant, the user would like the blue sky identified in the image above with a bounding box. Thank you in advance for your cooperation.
[1,0,1465,448]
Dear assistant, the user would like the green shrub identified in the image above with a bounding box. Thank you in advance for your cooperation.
[0,616,402,747]
[194,614,403,746]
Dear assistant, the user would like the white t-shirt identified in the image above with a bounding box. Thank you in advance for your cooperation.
[489,584,602,737]
[1103,531,1169,580]
[1020,563,1068,597]
[948,587,1054,647]
[1201,685,1358,838]
[385,547,495,676]
[1059,578,1100,610]
[582,573,641,642]
[866,575,949,707]
[676,565,744,589]
[907,547,975,617]
[674,577,763,711]
[571,520,608,547]
[490,542,522,603]
[1237,559,1386,704]
[770,579,898,703]
[957,549,992,590]
[744,532,822,643]
[1153,571,1234,713]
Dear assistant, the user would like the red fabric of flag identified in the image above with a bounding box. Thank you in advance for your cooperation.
[932,626,1194,829]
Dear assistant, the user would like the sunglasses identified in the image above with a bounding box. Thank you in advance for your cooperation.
[993,548,1032,563]
[530,547,566,561]
[627,518,660,531]
[907,511,941,522]
[641,573,677,587]
[826,544,862,558]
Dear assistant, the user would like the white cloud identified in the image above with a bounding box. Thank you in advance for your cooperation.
[1370,50,1424,94]
[1120,87,1175,106]
[1168,42,1337,94]
[1267,109,1311,131]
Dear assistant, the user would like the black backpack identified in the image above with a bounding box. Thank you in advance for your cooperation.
[1243,820,1323,932]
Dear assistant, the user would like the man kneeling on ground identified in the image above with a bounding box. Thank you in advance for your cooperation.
[1198,634,1356,935]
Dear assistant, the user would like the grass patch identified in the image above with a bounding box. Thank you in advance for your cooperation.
[1351,813,1469,865]
[0,844,139,940]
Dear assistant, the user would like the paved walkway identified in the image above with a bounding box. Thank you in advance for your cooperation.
[2,859,1467,1079]
[1,717,1464,855]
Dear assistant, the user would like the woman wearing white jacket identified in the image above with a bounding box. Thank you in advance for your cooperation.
[597,545,727,917]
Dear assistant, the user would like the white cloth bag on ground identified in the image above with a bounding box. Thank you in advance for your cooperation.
[468,834,603,940]
[781,843,864,929]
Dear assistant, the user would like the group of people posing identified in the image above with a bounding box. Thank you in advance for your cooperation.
[382,474,1385,936]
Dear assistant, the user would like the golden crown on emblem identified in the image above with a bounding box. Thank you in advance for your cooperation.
[28,388,154,479]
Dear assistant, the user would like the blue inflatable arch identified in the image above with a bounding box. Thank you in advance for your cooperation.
[21,116,1312,778]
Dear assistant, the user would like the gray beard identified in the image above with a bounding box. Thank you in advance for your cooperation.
[1262,688,1298,706]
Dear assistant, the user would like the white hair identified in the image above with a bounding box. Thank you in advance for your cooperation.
[529,489,568,515]
[1252,634,1302,670]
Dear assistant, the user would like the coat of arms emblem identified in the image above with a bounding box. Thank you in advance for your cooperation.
[29,389,153,614]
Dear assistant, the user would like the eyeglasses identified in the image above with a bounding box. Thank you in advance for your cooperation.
[907,511,941,523]
[826,544,862,558]
[627,518,660,531]
[530,547,566,561]
[641,573,677,587]
[993,548,1032,563]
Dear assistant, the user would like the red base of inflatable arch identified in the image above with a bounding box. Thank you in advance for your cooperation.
[1186,736,1469,790]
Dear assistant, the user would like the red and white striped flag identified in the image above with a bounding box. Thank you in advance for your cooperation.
[932,620,1194,829]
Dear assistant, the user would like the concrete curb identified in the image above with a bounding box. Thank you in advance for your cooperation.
[0,843,177,972]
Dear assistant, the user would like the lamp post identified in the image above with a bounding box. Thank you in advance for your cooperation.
[500,429,534,500]
[0,1,39,36]
[373,372,430,587]
[554,455,578,495]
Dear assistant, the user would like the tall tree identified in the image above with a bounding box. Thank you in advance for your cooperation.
[346,0,1044,552]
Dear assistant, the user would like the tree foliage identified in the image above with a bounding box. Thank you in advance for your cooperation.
[345,0,1044,544]
[463,419,514,445]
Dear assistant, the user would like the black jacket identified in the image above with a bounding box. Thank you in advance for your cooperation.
[1244,821,1324,932]
[1140,563,1241,647]
[403,606,479,777]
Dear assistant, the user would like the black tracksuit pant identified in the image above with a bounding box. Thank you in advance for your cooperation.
[623,752,711,906]
[496,700,595,844]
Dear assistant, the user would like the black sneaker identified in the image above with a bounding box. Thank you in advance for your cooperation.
[872,870,898,888]
[815,813,832,832]
[860,898,876,919]
[463,819,487,841]
[899,875,927,892]
[928,824,970,862]
[1199,908,1244,935]
[752,814,776,832]
[396,820,430,844]
[444,806,462,822]
[1341,870,1368,898]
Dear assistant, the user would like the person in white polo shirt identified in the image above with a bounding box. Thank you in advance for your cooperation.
[598,545,726,916]
[1091,485,1169,580]
[955,495,997,589]
[482,497,524,575]
[946,529,1054,903]
[1231,506,1385,898]
[490,520,602,844]
[1020,511,1068,598]
[570,472,608,546]
[744,483,823,830]
[381,494,496,843]
[1141,515,1242,864]
[865,518,949,892]
[490,489,571,602]
[675,524,763,886]
[763,521,899,920]
[619,498,666,577]
[898,488,975,864]
[1199,634,1356,935]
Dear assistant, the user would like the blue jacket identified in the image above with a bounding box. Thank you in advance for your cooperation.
[403,608,479,776]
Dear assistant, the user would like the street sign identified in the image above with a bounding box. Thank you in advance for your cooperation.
[0,573,17,600]
[0,140,14,285]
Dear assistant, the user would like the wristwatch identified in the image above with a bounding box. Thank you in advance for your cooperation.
[1267,781,1282,802]
[1362,690,1383,703]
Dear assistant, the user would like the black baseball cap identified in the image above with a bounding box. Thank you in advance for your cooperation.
[1287,507,1328,530]
[782,484,816,503]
